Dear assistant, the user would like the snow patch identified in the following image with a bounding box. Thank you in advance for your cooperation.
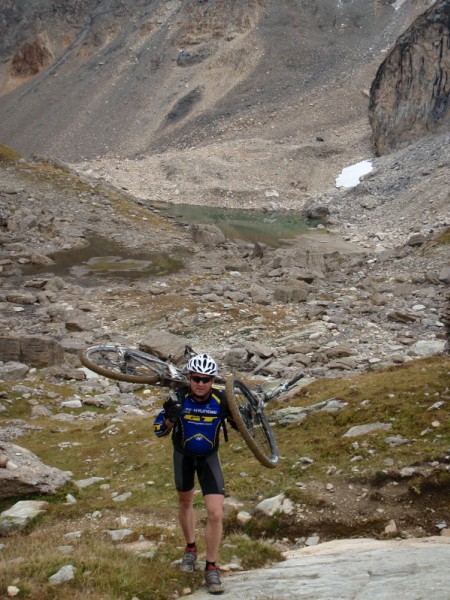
[335,160,373,189]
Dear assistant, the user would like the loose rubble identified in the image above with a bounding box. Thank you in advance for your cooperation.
[1,134,448,390]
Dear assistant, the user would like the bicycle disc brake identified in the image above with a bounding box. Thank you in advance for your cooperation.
[240,403,254,431]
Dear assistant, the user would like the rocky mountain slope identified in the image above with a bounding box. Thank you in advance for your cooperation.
[0,0,448,384]
[0,0,437,203]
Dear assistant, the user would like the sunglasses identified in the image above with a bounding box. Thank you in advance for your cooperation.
[190,375,213,384]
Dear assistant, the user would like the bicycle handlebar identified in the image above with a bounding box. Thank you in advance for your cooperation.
[260,372,304,402]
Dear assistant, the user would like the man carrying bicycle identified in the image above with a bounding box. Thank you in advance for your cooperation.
[153,353,235,595]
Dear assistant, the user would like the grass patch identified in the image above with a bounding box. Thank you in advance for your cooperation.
[0,143,22,162]
[0,527,191,600]
[431,226,450,245]
[1,355,449,598]
[221,534,282,569]
[266,355,450,478]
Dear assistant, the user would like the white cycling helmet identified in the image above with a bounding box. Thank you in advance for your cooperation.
[187,353,218,376]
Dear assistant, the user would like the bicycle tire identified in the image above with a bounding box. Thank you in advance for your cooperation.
[79,345,167,384]
[225,377,279,469]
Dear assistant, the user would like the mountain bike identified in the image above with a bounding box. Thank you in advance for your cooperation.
[79,344,304,468]
[225,373,304,469]
[79,343,200,386]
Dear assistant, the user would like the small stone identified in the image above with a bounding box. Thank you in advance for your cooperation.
[236,511,252,525]
[48,564,76,585]
[105,529,134,542]
[384,520,397,534]
[74,477,105,489]
[305,535,320,546]
[113,492,132,502]
[63,531,82,540]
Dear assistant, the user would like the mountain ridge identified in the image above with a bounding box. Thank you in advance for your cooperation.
[0,0,434,200]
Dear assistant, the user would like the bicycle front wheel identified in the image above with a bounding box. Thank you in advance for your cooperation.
[79,345,167,384]
[226,378,279,469]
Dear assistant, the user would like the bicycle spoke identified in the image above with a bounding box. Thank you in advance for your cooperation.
[226,377,278,468]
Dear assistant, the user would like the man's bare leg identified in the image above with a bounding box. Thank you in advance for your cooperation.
[204,494,224,562]
[178,489,195,544]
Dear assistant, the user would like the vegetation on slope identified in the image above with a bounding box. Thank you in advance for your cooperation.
[0,356,449,599]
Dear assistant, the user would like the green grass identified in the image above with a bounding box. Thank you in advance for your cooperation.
[432,226,450,245]
[0,143,22,162]
[0,355,449,598]
[269,355,450,472]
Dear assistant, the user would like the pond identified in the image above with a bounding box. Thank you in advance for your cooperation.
[20,206,319,283]
[21,236,184,281]
[157,203,318,247]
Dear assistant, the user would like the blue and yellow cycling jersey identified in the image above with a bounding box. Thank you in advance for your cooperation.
[153,389,229,456]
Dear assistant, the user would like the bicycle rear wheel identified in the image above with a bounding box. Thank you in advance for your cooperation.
[225,378,279,468]
[79,345,167,384]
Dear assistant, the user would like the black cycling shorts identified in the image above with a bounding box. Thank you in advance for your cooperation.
[173,448,225,496]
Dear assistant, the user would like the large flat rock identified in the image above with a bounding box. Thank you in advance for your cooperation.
[188,537,450,599]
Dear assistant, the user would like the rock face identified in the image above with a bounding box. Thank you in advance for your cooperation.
[0,335,64,366]
[11,39,54,76]
[0,442,72,500]
[369,0,450,155]
[188,537,450,600]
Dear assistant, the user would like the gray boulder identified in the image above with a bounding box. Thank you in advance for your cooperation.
[0,442,72,500]
[21,335,64,366]
[273,281,309,303]
[0,500,49,536]
[223,347,248,368]
[272,399,347,425]
[0,361,29,381]
[190,224,226,247]
[249,283,271,305]
[139,329,191,364]
[439,266,450,285]
[409,340,446,357]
